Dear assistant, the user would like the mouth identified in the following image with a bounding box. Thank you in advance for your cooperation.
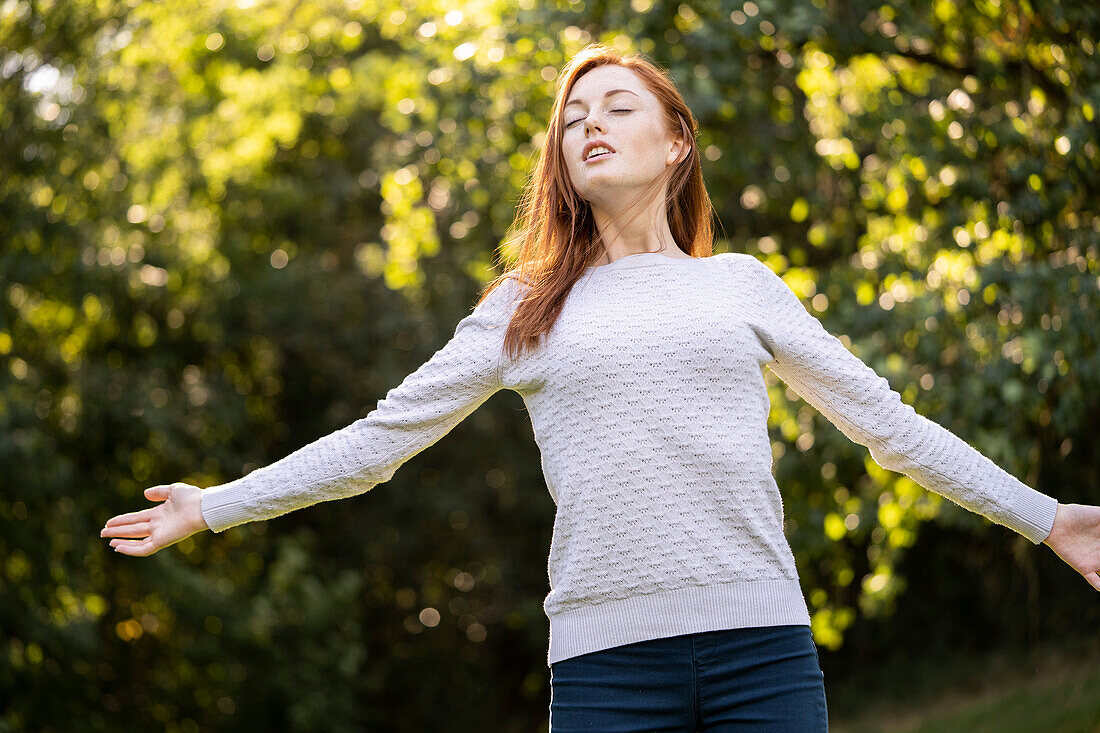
[584,150,615,163]
[582,141,617,162]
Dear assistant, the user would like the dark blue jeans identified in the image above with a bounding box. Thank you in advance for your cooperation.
[549,624,828,732]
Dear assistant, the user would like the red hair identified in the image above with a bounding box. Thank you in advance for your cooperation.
[479,43,716,361]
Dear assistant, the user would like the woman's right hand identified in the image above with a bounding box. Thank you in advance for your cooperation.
[101,482,209,557]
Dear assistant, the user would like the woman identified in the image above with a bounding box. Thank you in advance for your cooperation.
[102,44,1099,731]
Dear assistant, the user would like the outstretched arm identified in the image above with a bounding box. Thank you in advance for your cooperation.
[735,253,1062,548]
[101,276,524,556]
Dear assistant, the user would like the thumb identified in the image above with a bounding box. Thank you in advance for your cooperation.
[144,484,174,502]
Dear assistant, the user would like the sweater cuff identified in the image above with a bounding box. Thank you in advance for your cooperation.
[200,481,256,534]
[1002,484,1058,545]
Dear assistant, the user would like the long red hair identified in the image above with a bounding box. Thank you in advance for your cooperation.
[479,43,717,361]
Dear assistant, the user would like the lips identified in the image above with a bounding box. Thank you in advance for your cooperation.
[582,140,617,162]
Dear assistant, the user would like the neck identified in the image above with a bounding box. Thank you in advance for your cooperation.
[589,195,682,263]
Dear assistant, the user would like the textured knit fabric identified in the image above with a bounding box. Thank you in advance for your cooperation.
[199,251,1059,666]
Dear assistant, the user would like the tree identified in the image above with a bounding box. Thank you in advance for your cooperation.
[2,0,1096,729]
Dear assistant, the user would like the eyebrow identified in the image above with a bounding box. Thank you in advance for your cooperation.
[564,89,640,109]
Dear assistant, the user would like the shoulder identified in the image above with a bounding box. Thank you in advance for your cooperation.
[487,272,532,303]
[709,252,805,310]
[709,251,783,286]
[710,251,771,273]
[471,272,529,321]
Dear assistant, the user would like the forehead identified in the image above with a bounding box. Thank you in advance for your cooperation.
[565,65,648,106]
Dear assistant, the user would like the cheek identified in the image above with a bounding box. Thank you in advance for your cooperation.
[620,138,659,170]
[562,150,579,178]
[561,138,579,167]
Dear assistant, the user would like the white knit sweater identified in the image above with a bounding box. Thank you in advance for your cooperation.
[200,251,1058,666]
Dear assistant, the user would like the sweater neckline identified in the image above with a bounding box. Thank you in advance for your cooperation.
[584,251,703,273]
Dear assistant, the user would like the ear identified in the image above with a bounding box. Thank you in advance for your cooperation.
[666,135,687,166]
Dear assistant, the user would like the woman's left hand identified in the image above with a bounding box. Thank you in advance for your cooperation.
[1043,502,1100,592]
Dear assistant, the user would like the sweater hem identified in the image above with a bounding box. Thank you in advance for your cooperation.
[546,577,811,666]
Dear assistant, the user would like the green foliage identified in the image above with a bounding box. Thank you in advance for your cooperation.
[2,0,1097,729]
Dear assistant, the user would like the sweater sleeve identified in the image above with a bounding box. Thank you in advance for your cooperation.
[739,255,1057,545]
[199,276,523,533]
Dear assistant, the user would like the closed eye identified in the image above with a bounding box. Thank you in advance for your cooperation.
[566,109,633,128]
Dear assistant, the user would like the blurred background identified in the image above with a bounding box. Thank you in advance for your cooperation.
[2,0,1099,730]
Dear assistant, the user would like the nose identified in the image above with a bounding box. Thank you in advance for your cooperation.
[584,115,605,135]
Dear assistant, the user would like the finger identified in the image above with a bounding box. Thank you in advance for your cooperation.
[1086,572,1100,593]
[112,538,156,557]
[104,507,158,527]
[101,522,151,539]
[144,485,176,502]
[109,538,146,549]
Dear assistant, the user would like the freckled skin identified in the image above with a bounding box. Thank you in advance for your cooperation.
[562,65,682,207]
